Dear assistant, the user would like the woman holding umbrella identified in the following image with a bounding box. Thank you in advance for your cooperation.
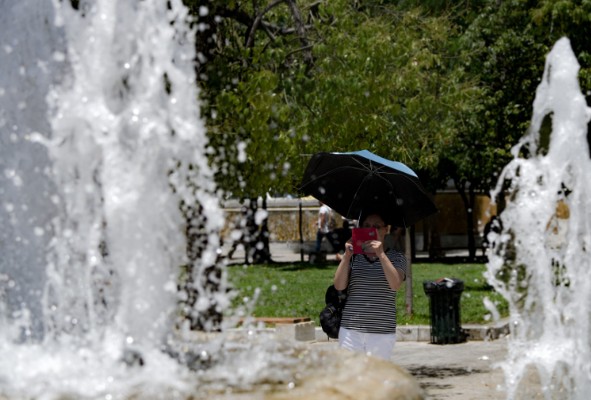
[301,150,435,359]
[333,210,407,361]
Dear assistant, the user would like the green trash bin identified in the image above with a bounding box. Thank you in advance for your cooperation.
[423,278,467,344]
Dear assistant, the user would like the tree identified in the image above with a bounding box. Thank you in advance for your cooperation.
[183,1,491,268]
[182,0,322,262]
[180,2,483,321]
[291,4,475,171]
[289,3,482,259]
[443,0,591,259]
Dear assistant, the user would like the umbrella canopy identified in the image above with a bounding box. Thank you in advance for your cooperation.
[300,150,437,227]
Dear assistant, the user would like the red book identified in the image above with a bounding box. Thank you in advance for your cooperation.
[351,228,378,254]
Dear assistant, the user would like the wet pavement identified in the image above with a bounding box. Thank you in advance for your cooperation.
[393,340,508,399]
[309,338,509,400]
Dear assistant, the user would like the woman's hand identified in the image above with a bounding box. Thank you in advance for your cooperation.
[344,239,354,258]
[363,240,384,256]
[335,239,354,291]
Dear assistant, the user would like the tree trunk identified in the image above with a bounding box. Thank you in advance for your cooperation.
[410,224,416,261]
[456,180,477,261]
[422,217,430,252]
[179,202,225,332]
[244,198,258,264]
[252,197,273,264]
[405,228,413,316]
[285,0,314,68]
[467,186,477,259]
[299,200,305,262]
[427,213,443,259]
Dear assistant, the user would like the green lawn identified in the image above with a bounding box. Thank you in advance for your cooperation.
[227,262,508,326]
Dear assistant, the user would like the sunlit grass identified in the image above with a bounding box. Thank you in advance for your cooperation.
[227,262,508,326]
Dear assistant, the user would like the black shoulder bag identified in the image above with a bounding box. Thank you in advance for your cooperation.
[319,284,347,339]
[319,256,353,339]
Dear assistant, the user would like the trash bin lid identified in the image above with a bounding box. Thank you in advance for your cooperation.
[423,277,464,293]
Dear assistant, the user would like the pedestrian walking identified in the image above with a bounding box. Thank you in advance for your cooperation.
[315,202,337,255]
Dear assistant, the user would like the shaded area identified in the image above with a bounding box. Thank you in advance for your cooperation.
[407,365,483,379]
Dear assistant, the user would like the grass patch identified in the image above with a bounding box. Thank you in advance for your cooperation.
[397,263,508,326]
[227,262,508,326]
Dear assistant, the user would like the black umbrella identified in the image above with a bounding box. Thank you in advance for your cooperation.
[300,150,437,227]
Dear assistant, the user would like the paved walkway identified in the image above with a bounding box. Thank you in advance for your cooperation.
[394,340,509,399]
[223,241,476,264]
[223,241,310,264]
[310,337,511,399]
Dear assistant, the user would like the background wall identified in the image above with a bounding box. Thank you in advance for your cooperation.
[222,193,497,250]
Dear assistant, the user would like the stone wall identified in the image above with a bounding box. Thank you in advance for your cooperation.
[222,197,332,243]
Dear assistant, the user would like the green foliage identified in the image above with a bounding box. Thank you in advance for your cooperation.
[184,1,591,259]
[292,4,479,183]
[227,262,509,326]
[186,0,591,198]
[186,0,483,199]
[532,0,591,98]
[191,0,317,199]
[452,0,591,193]
[208,67,295,198]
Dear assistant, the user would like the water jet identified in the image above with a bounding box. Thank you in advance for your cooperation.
[487,37,591,399]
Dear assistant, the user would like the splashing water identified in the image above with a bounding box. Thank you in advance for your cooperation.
[41,0,219,346]
[487,37,591,399]
[0,0,242,397]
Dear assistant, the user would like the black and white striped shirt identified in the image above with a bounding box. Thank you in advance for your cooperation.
[340,249,407,334]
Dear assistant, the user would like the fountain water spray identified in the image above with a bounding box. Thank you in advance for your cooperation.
[41,0,226,347]
[487,37,591,399]
[0,0,230,397]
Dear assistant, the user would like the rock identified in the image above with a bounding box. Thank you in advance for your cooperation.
[267,347,424,400]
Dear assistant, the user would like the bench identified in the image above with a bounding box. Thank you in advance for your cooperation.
[297,241,335,263]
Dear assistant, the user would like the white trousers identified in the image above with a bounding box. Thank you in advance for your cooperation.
[338,326,396,361]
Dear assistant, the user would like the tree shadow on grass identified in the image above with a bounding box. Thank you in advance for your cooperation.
[226,260,338,272]
[273,261,339,271]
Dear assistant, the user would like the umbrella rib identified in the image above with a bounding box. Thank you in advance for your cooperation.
[345,172,380,217]
[306,156,411,187]
[303,164,374,185]
[351,157,375,172]
[371,169,428,200]
[354,159,415,179]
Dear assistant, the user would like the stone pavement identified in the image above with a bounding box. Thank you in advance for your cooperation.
[223,241,310,264]
[392,339,509,399]
[311,339,510,400]
[223,240,478,264]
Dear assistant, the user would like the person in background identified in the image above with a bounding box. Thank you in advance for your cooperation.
[332,219,353,261]
[333,210,407,361]
[315,202,337,255]
[482,215,501,256]
[386,226,405,252]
